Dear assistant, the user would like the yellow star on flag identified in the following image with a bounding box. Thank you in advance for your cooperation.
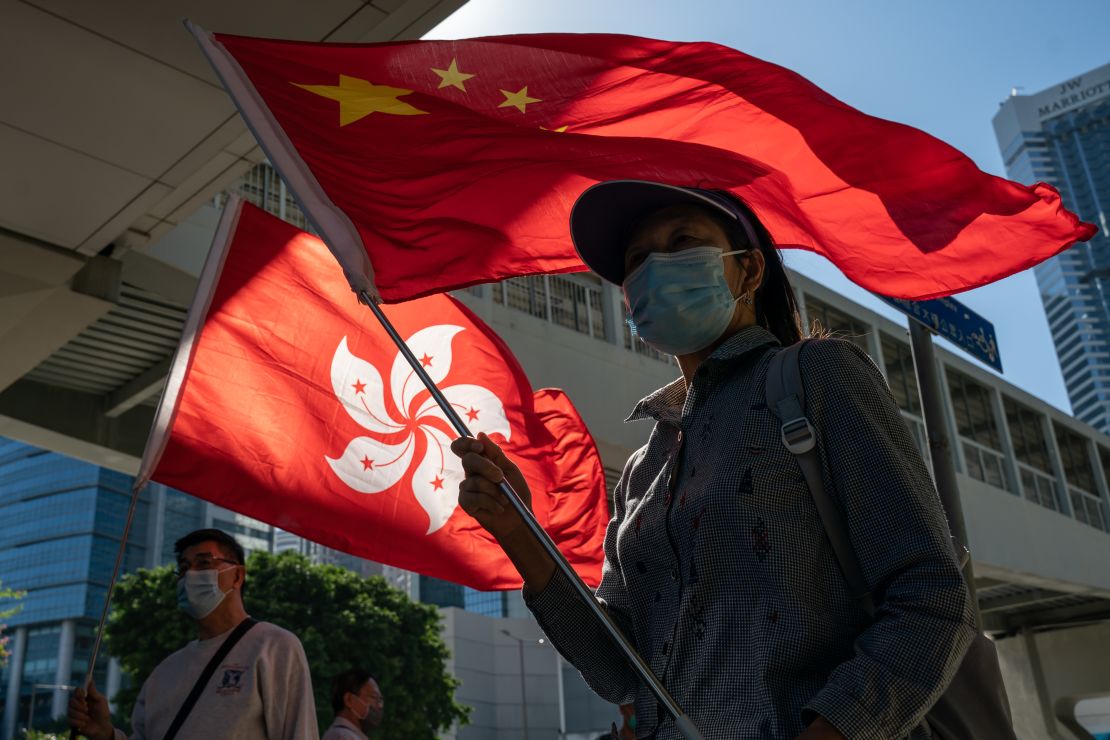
[431,58,475,91]
[540,124,569,132]
[499,86,541,114]
[292,75,428,126]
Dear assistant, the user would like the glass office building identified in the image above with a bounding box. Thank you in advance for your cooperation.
[993,62,1110,432]
[0,438,148,732]
[0,438,273,738]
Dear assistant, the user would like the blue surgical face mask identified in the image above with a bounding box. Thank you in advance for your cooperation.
[623,246,747,356]
[177,568,233,620]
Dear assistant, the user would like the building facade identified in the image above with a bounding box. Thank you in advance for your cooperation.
[993,62,1110,432]
[0,443,274,740]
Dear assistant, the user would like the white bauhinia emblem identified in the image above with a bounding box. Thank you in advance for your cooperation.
[325,326,511,534]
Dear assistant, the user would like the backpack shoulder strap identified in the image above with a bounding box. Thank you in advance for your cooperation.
[766,341,875,616]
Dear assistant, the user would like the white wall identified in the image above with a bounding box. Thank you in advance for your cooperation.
[994,624,1110,739]
[439,607,620,740]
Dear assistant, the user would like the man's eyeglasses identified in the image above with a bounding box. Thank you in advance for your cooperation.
[176,555,241,579]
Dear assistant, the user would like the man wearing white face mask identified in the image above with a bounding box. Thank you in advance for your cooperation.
[68,528,319,740]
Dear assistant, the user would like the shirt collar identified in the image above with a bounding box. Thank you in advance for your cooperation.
[626,325,780,424]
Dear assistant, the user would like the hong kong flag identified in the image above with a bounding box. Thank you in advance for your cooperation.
[139,198,607,589]
[188,26,1095,302]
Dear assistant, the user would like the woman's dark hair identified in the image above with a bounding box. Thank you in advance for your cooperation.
[705,193,804,346]
[331,668,372,715]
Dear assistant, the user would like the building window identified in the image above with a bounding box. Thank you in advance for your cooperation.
[947,369,1006,490]
[419,575,464,609]
[879,334,930,464]
[881,334,921,416]
[1004,399,1060,511]
[462,588,509,617]
[804,295,871,354]
[1054,424,1106,531]
[490,273,609,340]
[227,163,312,231]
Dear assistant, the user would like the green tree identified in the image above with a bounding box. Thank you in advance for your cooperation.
[105,551,468,738]
[1,579,25,668]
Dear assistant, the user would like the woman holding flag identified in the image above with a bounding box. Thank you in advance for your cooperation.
[453,180,976,740]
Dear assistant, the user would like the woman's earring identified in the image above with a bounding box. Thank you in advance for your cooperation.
[738,292,754,306]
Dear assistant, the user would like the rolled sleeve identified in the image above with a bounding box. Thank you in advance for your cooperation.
[801,339,976,738]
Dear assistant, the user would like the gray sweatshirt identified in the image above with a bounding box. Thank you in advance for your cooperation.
[114,620,319,739]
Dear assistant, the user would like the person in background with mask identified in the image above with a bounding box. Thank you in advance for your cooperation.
[322,669,384,739]
[453,181,975,739]
[67,528,318,739]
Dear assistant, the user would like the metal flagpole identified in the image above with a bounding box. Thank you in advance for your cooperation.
[68,481,146,739]
[358,291,705,740]
[908,322,981,627]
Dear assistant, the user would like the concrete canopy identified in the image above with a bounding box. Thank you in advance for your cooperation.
[0,0,468,470]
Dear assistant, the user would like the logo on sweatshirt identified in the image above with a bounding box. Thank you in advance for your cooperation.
[215,664,248,695]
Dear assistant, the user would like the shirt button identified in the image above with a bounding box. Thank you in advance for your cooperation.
[670,568,678,582]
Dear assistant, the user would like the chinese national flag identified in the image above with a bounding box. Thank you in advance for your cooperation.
[190,27,1095,302]
[142,199,607,589]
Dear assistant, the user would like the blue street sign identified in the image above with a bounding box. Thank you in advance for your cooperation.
[876,294,1002,372]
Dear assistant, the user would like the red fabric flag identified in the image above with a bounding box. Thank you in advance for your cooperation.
[190,26,1095,302]
[141,198,607,589]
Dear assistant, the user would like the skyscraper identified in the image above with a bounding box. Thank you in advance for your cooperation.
[993,63,1110,431]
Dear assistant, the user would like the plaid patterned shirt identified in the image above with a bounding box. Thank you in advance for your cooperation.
[526,326,975,739]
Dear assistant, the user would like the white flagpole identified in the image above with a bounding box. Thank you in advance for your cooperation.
[68,197,245,739]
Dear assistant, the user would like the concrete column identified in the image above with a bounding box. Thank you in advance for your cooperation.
[479,281,494,317]
[1086,437,1110,520]
[1043,416,1076,518]
[52,619,76,718]
[603,282,624,346]
[1022,628,1065,740]
[990,387,1022,496]
[106,657,122,714]
[794,285,810,337]
[864,319,884,369]
[3,626,27,740]
[147,483,167,568]
[933,358,968,475]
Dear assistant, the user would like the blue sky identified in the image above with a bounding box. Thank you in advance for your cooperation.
[428,0,1110,412]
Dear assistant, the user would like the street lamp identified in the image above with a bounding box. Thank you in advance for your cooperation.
[27,683,76,732]
[501,629,542,740]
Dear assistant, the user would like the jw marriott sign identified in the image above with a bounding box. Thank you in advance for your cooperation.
[1038,75,1110,119]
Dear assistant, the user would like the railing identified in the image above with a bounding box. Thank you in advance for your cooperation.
[1069,486,1108,531]
[961,438,1008,491]
[1018,462,1060,512]
[225,162,313,232]
[491,274,608,340]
